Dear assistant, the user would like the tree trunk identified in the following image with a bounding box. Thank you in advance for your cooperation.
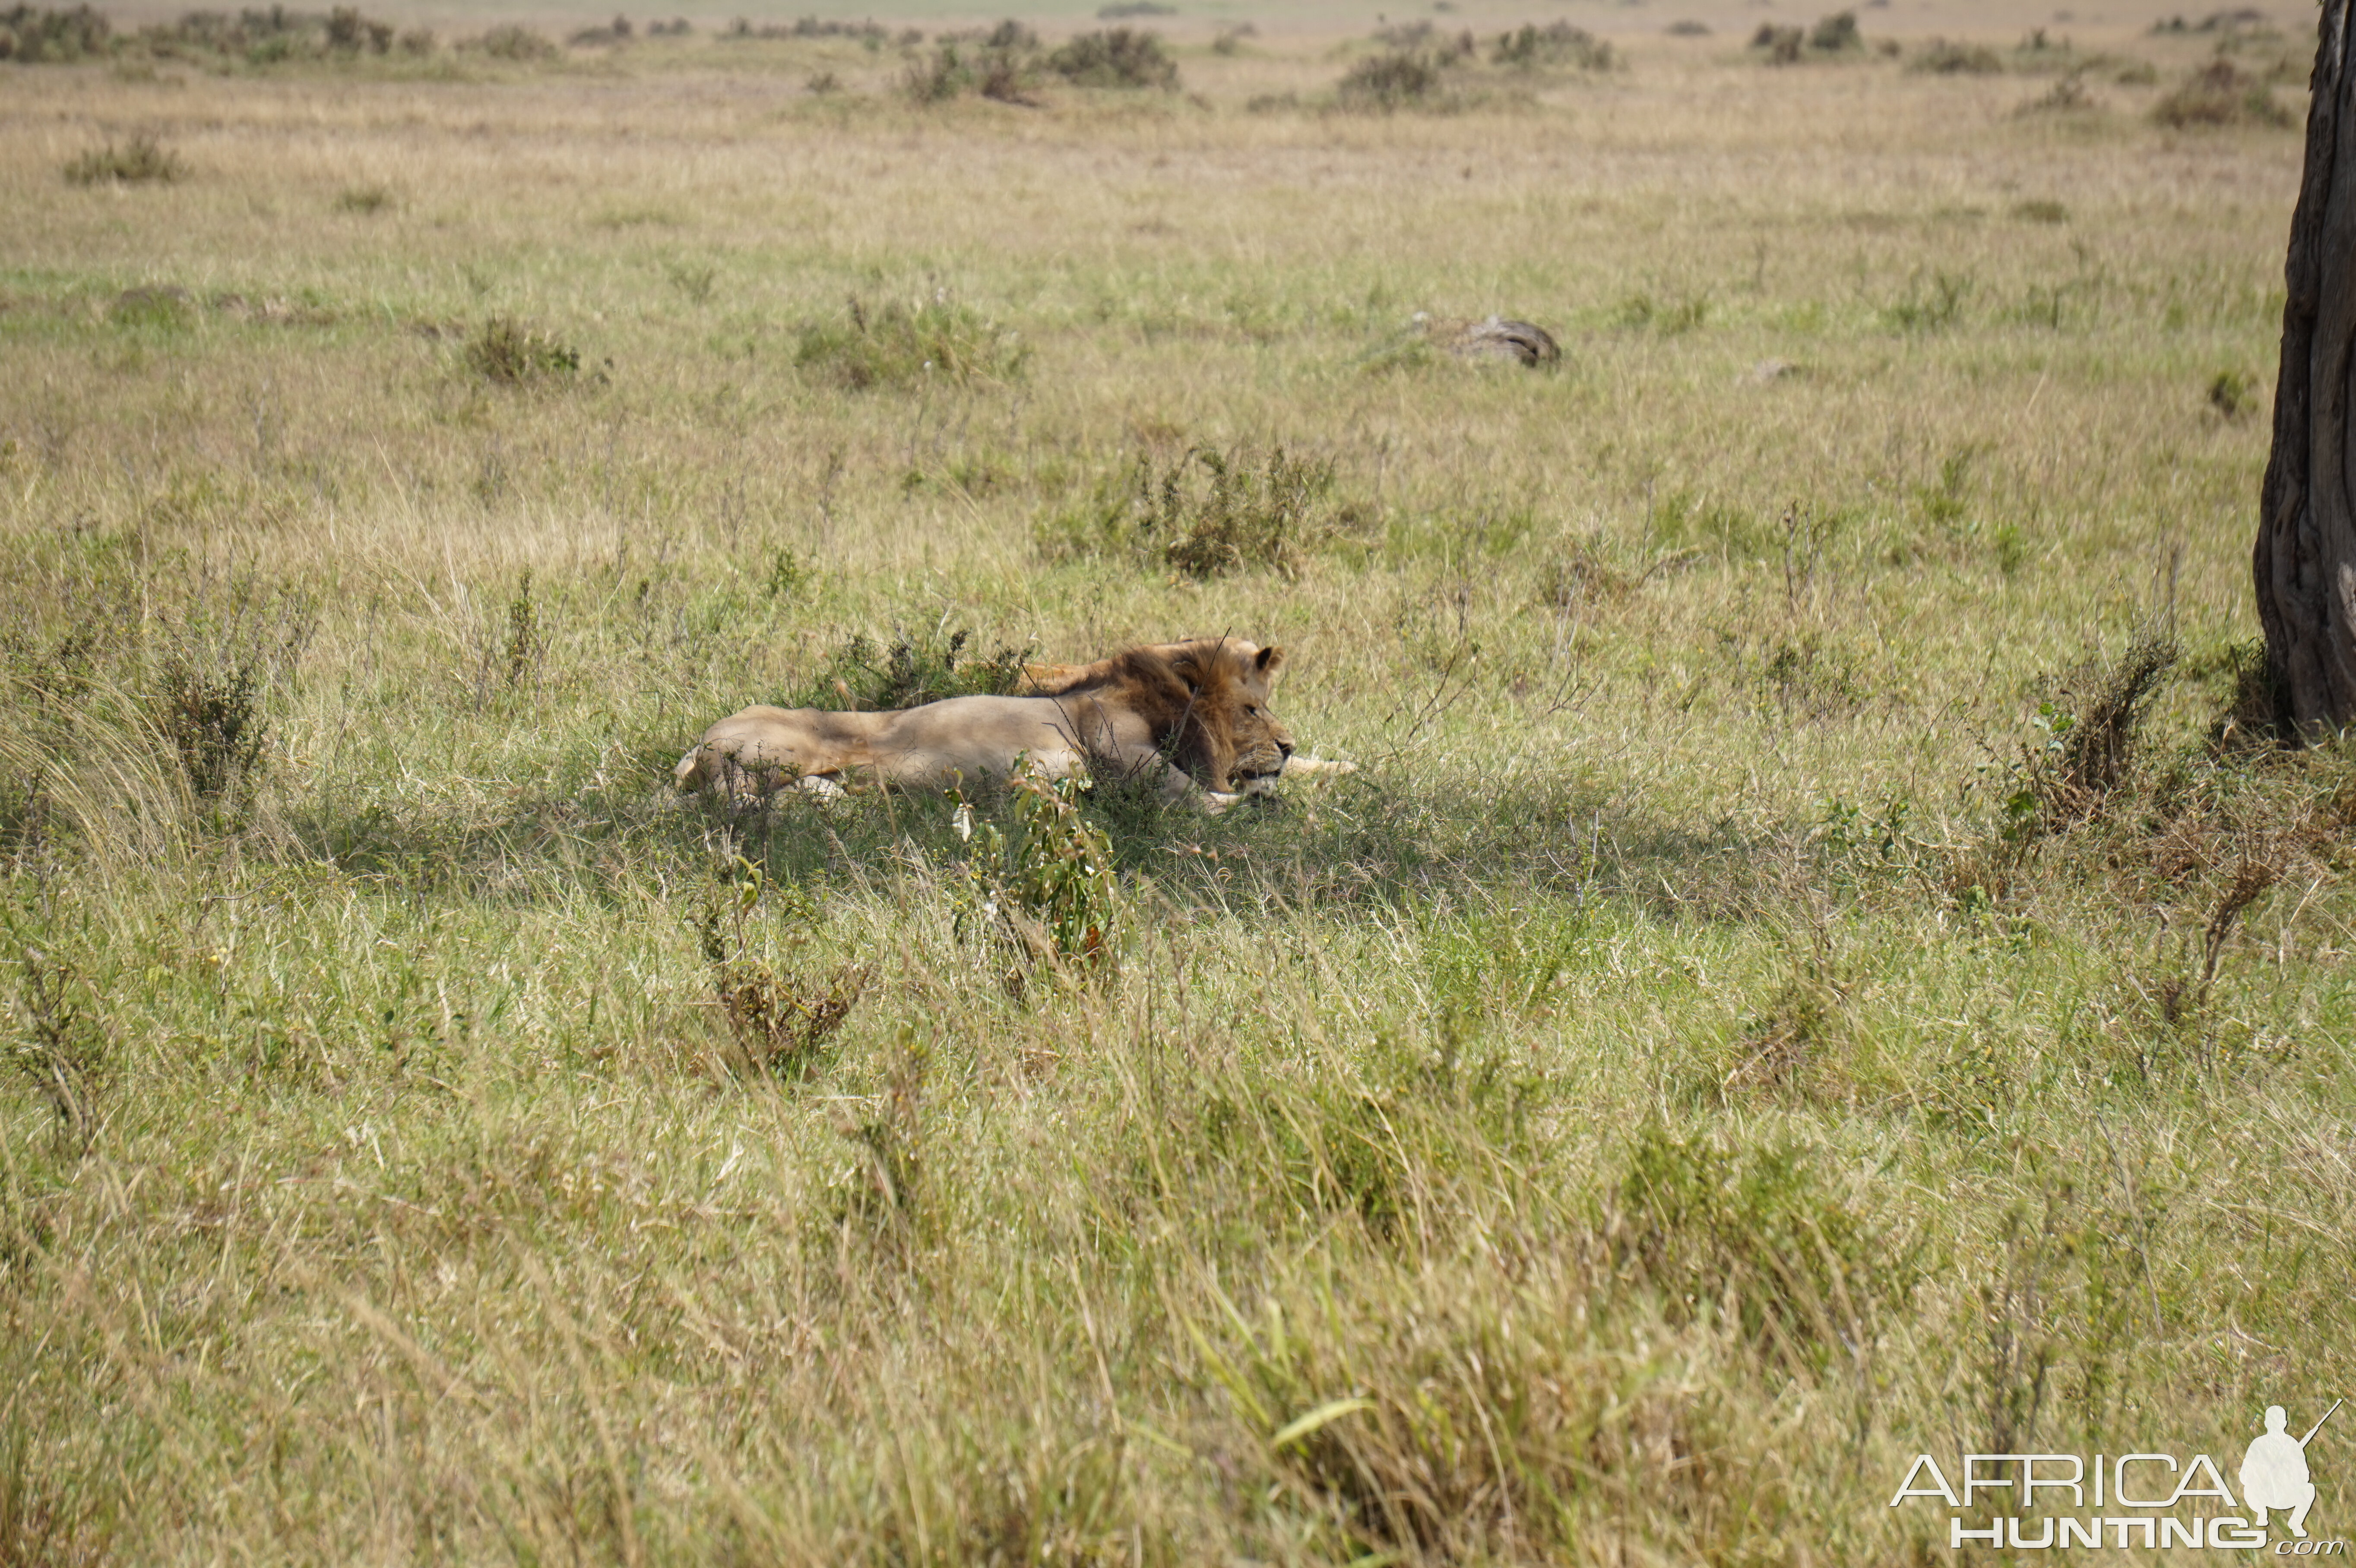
[2252,1,2356,734]
[2258,0,2356,739]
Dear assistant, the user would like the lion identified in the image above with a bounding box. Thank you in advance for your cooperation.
[676,639,1308,810]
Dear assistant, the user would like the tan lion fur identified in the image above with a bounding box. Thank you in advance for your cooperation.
[676,640,1298,809]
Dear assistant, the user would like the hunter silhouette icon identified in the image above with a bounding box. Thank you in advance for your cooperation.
[2242,1400,2339,1538]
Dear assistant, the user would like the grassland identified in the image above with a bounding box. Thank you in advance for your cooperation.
[1,3,2351,1562]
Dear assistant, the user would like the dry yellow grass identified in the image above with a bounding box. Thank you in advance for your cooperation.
[1,4,2350,1563]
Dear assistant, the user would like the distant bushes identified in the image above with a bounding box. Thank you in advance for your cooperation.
[3,5,473,65]
[0,3,110,61]
[1750,12,1865,63]
[2152,58,2292,128]
[1335,19,1612,111]
[724,16,897,44]
[465,23,556,62]
[1909,38,2004,74]
[902,21,1041,103]
[1490,21,1612,70]
[1048,27,1177,89]
[1338,47,1449,110]
[902,20,1181,100]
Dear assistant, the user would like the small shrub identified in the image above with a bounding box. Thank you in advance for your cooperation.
[805,69,840,93]
[793,295,1026,390]
[1808,11,1861,52]
[324,7,392,53]
[2149,856,2278,1031]
[1993,628,2182,841]
[1616,289,1709,334]
[1212,22,1255,54]
[4,939,111,1140]
[1336,48,1446,110]
[905,20,1043,102]
[108,286,193,329]
[1043,444,1342,579]
[954,768,1120,976]
[804,626,1027,712]
[1095,0,1172,15]
[2209,368,2256,418]
[1491,21,1613,70]
[2012,197,2069,223]
[335,183,393,214]
[1048,28,1178,89]
[64,134,186,186]
[568,14,633,47]
[1881,270,1972,332]
[153,584,315,814]
[2018,72,2099,114]
[695,868,868,1081]
[1910,38,2003,74]
[464,316,580,385]
[2152,58,2292,128]
[1665,19,1712,37]
[1749,23,1803,63]
[502,569,542,691]
[469,24,557,61]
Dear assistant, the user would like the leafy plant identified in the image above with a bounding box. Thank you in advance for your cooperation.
[464,317,580,385]
[953,768,1120,979]
[695,861,868,1081]
[803,626,1027,712]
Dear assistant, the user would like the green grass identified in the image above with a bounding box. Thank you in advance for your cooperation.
[1,9,2352,1562]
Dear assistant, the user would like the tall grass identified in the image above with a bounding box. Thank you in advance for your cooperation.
[0,13,2347,1563]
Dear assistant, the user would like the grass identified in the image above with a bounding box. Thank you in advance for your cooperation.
[60,130,182,184]
[0,4,2350,1562]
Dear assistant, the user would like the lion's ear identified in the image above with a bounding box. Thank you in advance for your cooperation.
[1256,645,1286,681]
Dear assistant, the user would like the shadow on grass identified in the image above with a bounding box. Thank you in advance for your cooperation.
[284,749,1785,922]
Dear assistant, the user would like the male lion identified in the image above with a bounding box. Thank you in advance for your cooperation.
[675,639,1299,809]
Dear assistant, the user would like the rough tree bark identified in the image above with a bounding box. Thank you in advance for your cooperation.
[2258,0,2356,738]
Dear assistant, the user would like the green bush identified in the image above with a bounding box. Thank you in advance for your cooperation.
[0,3,110,62]
[798,626,1028,713]
[463,317,580,385]
[1041,444,1343,579]
[1337,48,1446,110]
[468,24,557,61]
[1910,38,2003,74]
[1491,20,1613,70]
[2152,59,2293,128]
[793,296,1027,390]
[1048,27,1178,89]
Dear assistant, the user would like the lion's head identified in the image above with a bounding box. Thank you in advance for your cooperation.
[1111,640,1293,792]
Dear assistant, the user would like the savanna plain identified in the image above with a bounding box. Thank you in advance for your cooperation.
[1,0,2352,1560]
